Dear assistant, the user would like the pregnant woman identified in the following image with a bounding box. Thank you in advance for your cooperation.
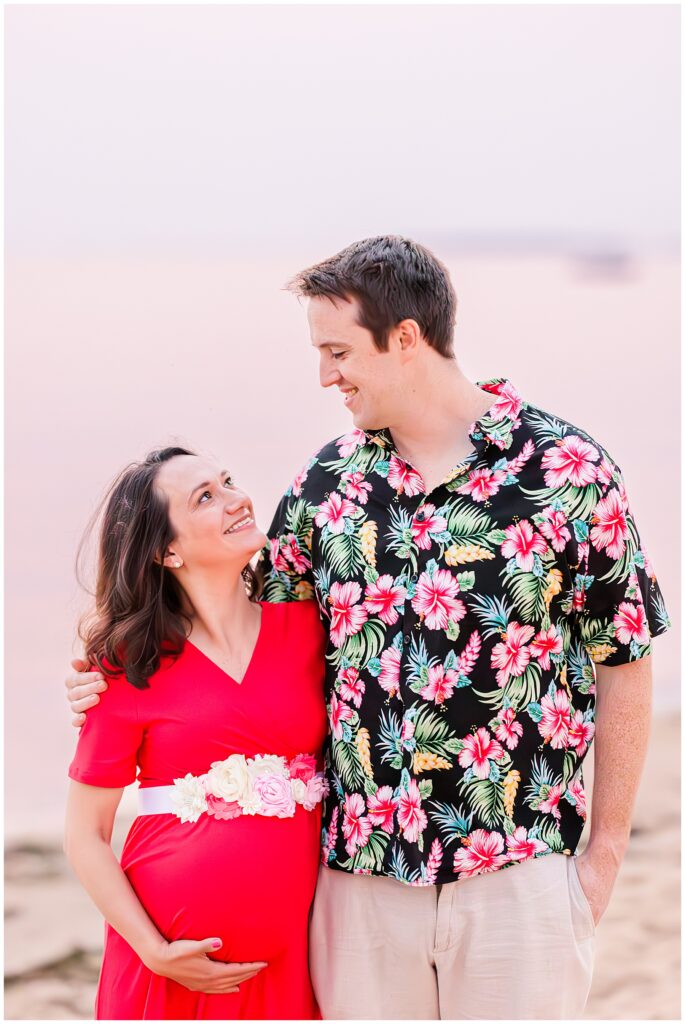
[64,446,327,1020]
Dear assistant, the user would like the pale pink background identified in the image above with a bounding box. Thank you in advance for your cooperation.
[5,252,679,836]
[4,5,680,841]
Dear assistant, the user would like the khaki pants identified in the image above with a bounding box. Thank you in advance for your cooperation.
[309,853,595,1020]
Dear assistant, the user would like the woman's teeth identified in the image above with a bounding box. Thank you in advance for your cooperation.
[225,514,253,534]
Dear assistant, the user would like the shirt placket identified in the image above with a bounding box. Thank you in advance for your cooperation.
[398,491,441,771]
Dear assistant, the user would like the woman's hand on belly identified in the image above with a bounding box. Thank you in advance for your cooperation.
[145,936,267,994]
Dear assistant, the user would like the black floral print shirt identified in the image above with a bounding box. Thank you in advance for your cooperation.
[260,379,670,885]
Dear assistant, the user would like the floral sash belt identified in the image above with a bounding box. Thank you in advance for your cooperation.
[139,753,327,824]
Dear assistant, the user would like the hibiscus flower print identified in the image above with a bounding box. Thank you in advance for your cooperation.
[367,786,396,834]
[530,626,563,670]
[538,687,572,749]
[364,575,407,625]
[338,667,365,708]
[336,428,366,457]
[613,601,650,646]
[342,793,372,855]
[491,622,535,687]
[315,491,358,534]
[329,582,368,647]
[419,664,458,704]
[387,455,425,496]
[590,487,629,559]
[397,779,428,844]
[453,829,508,877]
[342,470,372,504]
[567,710,595,757]
[501,520,548,571]
[542,435,600,487]
[505,826,549,861]
[458,727,505,779]
[329,692,355,740]
[538,784,563,820]
[487,379,523,422]
[565,778,587,818]
[411,569,466,630]
[410,503,448,549]
[457,466,507,502]
[537,506,571,551]
[378,644,401,697]
[493,707,523,750]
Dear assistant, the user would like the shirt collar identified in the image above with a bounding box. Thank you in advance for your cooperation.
[468,378,525,454]
[363,378,525,456]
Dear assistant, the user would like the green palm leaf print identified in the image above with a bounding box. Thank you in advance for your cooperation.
[378,709,403,769]
[332,737,366,790]
[503,568,549,622]
[327,619,386,670]
[522,408,569,443]
[520,480,603,520]
[427,801,474,846]
[284,498,316,539]
[320,529,366,579]
[320,445,388,478]
[445,501,497,547]
[457,775,506,828]
[338,829,390,873]
[413,704,458,755]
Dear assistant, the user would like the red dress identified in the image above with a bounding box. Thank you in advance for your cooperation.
[69,601,327,1021]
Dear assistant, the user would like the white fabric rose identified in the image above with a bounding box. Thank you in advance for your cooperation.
[291,778,307,805]
[247,754,288,781]
[170,773,208,823]
[206,754,252,804]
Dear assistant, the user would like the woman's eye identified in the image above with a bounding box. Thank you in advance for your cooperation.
[199,490,212,503]
[224,477,234,487]
[332,352,344,360]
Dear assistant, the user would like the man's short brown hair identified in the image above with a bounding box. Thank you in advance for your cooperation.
[287,235,457,357]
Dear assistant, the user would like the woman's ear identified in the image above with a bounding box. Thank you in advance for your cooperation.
[155,550,184,570]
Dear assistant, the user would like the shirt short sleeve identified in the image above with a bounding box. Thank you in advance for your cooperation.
[68,671,144,787]
[571,469,671,666]
[259,479,317,603]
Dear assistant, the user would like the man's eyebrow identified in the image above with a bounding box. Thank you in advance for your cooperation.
[312,340,348,349]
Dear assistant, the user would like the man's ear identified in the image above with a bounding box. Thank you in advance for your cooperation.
[394,318,422,360]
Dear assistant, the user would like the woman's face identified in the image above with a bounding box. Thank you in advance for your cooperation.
[155,454,267,573]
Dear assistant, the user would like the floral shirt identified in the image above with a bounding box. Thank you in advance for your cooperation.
[260,379,670,885]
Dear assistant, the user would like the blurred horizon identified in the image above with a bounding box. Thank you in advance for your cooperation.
[5,5,680,260]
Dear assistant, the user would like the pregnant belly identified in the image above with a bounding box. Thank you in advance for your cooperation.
[121,808,321,962]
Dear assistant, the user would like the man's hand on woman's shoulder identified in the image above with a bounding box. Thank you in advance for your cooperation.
[66,658,108,728]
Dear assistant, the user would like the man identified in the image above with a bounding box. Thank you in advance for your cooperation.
[67,236,670,1019]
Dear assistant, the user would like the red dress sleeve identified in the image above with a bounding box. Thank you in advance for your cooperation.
[68,671,144,788]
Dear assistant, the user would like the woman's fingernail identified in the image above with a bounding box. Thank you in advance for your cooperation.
[212,940,222,949]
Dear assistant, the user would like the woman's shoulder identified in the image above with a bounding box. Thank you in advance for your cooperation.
[92,647,185,696]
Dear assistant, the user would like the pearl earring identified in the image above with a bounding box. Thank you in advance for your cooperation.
[174,561,182,568]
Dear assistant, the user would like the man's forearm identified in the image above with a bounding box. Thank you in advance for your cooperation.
[586,654,653,866]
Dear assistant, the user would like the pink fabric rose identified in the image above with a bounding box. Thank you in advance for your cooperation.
[289,753,317,783]
[253,774,297,818]
[302,775,326,811]
[205,793,242,820]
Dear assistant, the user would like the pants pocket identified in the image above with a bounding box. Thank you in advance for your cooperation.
[568,856,596,940]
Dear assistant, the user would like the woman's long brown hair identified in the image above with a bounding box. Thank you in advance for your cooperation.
[77,447,262,689]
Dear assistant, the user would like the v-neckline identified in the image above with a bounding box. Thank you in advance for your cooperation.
[185,603,266,686]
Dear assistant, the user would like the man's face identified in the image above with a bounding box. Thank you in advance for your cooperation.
[307,295,400,431]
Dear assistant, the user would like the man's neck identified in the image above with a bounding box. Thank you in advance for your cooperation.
[388,364,495,492]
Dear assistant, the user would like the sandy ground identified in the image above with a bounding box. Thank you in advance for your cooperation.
[4,714,680,1021]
